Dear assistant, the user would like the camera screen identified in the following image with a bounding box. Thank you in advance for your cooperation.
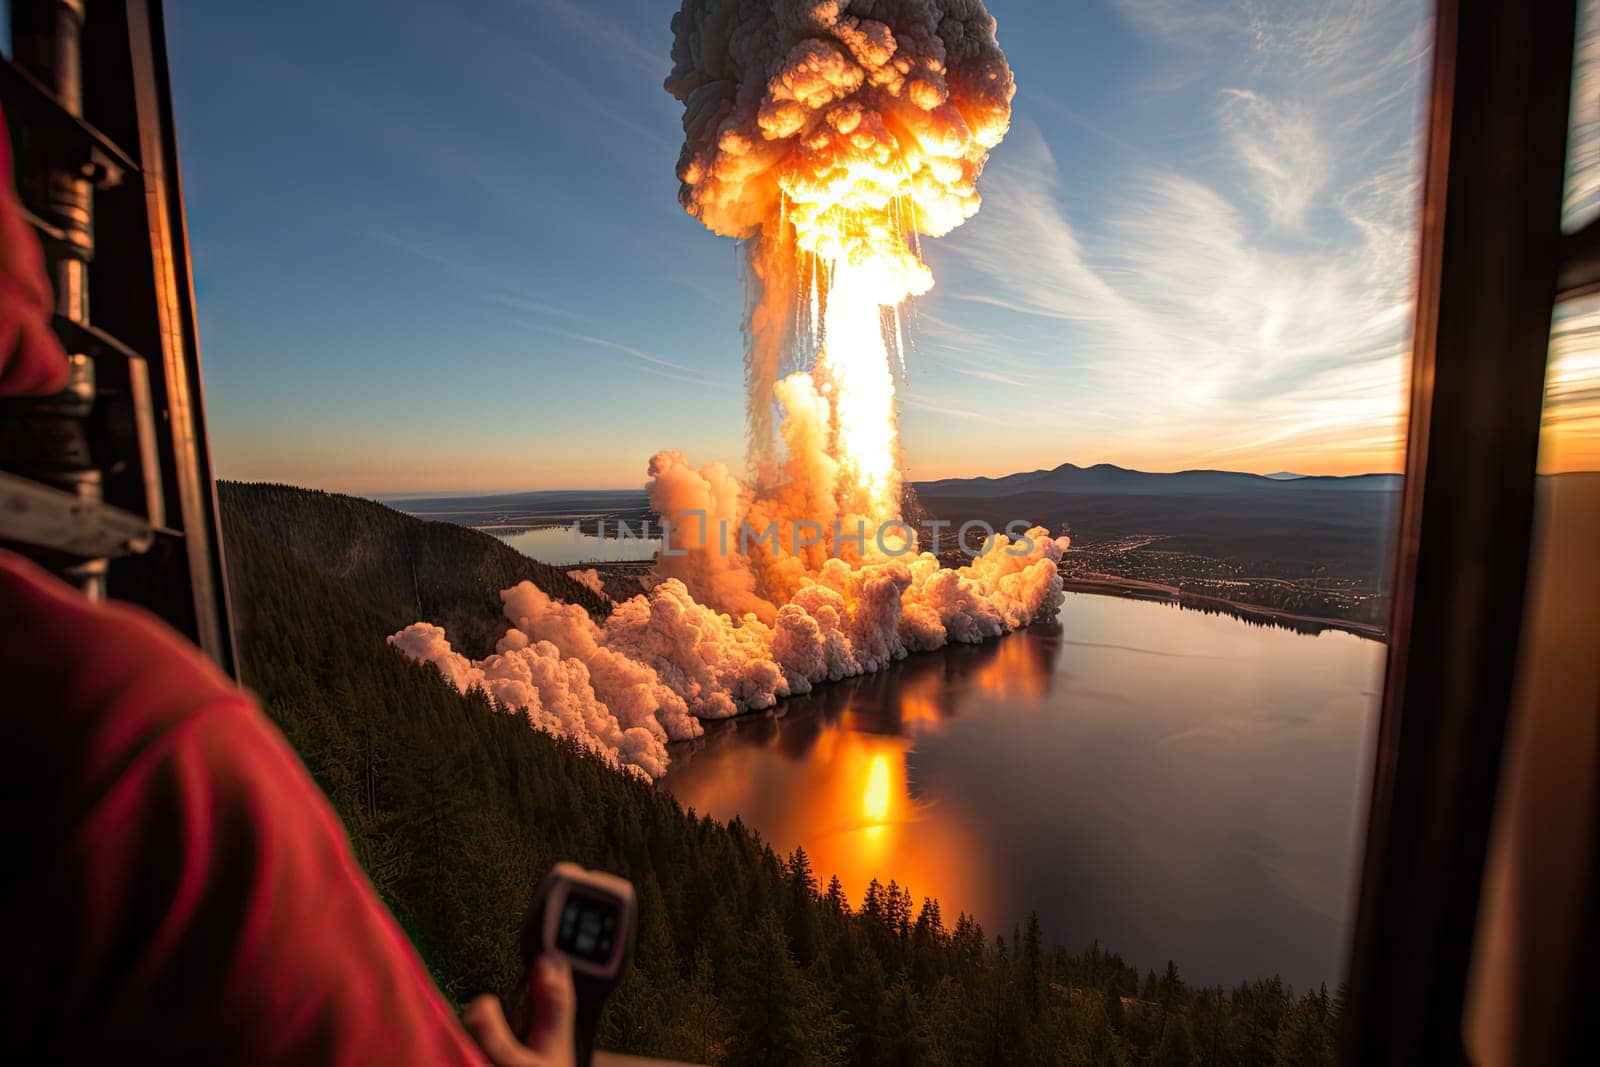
[555,891,618,965]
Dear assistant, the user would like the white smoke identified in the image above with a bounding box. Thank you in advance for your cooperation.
[567,567,608,598]
[390,524,1067,780]
[387,620,673,780]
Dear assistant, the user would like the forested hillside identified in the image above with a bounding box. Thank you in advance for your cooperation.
[220,481,608,656]
[221,489,1339,1065]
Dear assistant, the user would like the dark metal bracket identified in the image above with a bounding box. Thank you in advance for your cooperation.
[0,55,136,184]
[0,469,156,557]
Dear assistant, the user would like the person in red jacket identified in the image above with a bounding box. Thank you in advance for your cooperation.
[0,110,572,1065]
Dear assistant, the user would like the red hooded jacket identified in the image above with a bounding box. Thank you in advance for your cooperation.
[1,105,484,1064]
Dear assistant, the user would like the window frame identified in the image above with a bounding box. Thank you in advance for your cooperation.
[1340,1,1583,1061]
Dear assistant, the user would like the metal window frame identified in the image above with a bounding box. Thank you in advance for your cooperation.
[3,0,1590,1059]
[121,0,234,670]
[0,0,236,676]
[1340,0,1582,1062]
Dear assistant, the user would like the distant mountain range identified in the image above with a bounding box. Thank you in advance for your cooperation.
[375,463,1407,590]
[911,463,1406,607]
[379,464,1404,529]
[913,462,1402,499]
[352,466,1598,637]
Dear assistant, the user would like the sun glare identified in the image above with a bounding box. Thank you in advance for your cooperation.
[861,752,894,826]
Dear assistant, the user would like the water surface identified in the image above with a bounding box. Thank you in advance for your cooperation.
[660,591,1383,990]
[494,526,658,566]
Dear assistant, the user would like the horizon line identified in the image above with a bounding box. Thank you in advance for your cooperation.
[356,460,1413,502]
[236,460,1600,502]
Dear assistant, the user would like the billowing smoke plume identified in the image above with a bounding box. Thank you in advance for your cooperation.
[666,0,1014,460]
[567,568,608,598]
[666,0,1012,281]
[387,1,1040,782]
[391,527,1068,780]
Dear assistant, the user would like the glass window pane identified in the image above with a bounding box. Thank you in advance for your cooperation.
[1539,299,1600,471]
[1564,0,1600,232]
[1465,294,1600,1064]
[177,1,1430,1061]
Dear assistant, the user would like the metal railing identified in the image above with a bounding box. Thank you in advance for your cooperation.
[0,0,235,674]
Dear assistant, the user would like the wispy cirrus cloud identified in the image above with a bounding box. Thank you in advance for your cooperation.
[1542,300,1600,472]
[530,0,666,75]
[533,325,722,388]
[1219,90,1326,229]
[1116,0,1407,77]
[926,0,1429,474]
[366,229,721,387]
[1564,1,1600,232]
[899,393,1018,426]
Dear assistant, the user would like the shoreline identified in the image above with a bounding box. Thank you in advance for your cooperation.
[481,525,1390,643]
[1060,575,1389,641]
[581,556,1390,644]
[651,577,1361,994]
[662,574,1389,756]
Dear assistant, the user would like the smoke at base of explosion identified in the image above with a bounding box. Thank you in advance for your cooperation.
[578,516,1056,564]
[390,526,1069,781]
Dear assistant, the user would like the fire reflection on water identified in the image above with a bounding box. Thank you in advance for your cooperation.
[661,620,1063,918]
[661,594,1389,989]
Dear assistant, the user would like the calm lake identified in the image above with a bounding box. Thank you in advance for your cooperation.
[495,526,659,565]
[659,591,1384,991]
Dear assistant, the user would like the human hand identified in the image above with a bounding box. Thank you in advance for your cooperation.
[464,955,576,1067]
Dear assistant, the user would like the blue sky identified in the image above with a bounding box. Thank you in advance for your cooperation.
[168,0,1431,494]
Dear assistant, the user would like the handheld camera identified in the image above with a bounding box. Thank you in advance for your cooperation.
[513,863,638,1066]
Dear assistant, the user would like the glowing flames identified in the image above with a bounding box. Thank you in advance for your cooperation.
[816,257,904,522]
